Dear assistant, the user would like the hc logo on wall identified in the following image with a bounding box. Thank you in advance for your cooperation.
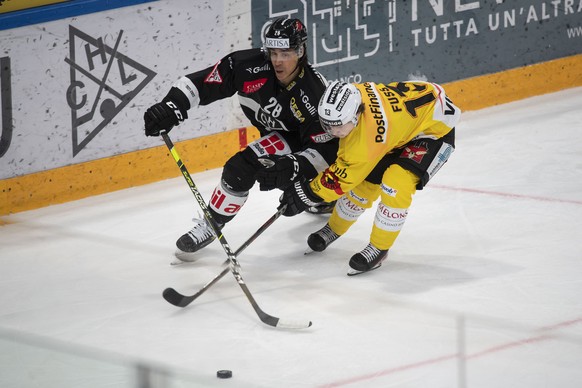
[65,26,156,156]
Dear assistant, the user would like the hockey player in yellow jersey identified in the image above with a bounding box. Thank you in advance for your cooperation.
[274,80,461,275]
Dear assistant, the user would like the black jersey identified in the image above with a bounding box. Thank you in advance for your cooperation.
[164,48,338,171]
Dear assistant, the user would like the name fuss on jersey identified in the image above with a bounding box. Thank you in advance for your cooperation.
[373,89,403,143]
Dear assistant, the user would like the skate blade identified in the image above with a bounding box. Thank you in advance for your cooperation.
[172,249,200,265]
[170,259,190,266]
[346,263,382,276]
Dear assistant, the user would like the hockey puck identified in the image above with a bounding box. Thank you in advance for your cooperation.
[217,370,232,379]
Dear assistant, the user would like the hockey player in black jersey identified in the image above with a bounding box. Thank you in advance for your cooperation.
[144,17,338,261]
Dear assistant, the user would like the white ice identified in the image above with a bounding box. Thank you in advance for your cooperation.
[1,87,582,388]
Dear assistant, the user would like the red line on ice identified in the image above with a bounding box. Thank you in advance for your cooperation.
[431,184,582,205]
[318,317,582,387]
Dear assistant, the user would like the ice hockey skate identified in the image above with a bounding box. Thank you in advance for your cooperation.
[173,217,220,263]
[347,243,388,276]
[305,223,340,254]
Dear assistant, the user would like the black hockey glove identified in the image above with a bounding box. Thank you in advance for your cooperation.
[144,100,187,136]
[256,154,301,191]
[280,179,322,217]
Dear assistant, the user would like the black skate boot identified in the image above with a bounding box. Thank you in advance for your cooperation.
[307,223,340,252]
[174,218,221,262]
[347,243,388,276]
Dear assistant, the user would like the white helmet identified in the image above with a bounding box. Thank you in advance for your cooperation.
[318,81,362,133]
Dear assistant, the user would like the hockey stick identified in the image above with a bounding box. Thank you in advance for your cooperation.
[160,131,311,329]
[162,203,286,307]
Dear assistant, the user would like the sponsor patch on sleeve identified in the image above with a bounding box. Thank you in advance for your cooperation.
[204,61,223,84]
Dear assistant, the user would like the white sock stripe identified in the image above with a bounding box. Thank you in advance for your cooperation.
[336,195,365,222]
[374,203,408,232]
[209,183,248,217]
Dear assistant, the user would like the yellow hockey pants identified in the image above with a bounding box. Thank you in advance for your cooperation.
[328,164,419,250]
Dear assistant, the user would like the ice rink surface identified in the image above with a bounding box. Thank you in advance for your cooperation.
[1,87,582,387]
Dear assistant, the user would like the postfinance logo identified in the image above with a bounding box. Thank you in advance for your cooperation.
[65,26,156,156]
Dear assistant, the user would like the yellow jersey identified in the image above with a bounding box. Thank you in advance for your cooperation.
[310,81,461,201]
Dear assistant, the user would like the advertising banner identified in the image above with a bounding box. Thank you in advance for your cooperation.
[251,0,582,83]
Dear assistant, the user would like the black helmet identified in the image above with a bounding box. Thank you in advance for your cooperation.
[264,17,307,52]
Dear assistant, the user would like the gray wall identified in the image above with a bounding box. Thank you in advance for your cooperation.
[252,0,582,83]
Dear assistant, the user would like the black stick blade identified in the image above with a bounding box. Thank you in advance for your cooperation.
[163,287,191,308]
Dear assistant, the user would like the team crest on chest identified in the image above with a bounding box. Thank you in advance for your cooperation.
[319,168,344,196]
